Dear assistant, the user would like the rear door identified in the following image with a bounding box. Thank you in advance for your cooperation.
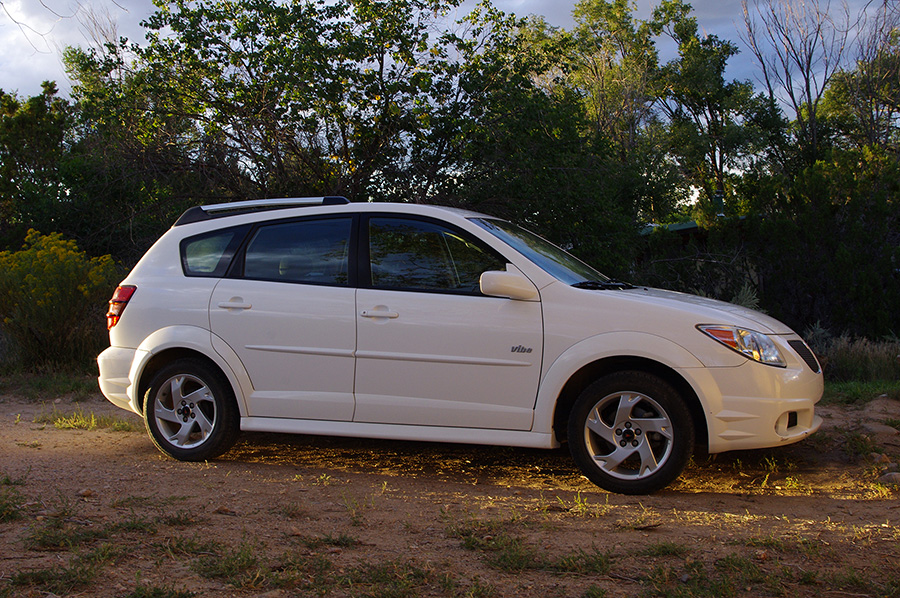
[209,215,357,420]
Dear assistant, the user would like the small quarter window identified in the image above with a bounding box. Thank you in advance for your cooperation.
[181,226,248,277]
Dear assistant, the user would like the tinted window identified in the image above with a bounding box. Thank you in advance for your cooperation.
[181,226,248,277]
[244,218,351,286]
[368,217,505,293]
[472,218,608,285]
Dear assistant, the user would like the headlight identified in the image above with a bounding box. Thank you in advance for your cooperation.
[698,325,786,367]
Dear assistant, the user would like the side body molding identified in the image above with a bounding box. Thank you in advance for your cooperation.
[532,331,707,436]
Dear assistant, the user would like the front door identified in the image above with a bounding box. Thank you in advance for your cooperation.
[354,215,543,430]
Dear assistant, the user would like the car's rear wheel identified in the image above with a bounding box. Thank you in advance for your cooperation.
[143,360,240,461]
[568,371,694,494]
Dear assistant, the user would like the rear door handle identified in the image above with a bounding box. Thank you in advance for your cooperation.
[360,309,399,319]
[218,300,252,310]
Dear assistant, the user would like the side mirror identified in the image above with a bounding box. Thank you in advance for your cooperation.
[480,270,539,301]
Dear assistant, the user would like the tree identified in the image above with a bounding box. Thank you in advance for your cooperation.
[821,2,900,151]
[741,0,852,165]
[0,82,70,249]
[658,9,767,207]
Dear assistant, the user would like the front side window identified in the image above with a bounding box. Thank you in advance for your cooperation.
[472,218,608,285]
[368,217,505,293]
[243,217,352,285]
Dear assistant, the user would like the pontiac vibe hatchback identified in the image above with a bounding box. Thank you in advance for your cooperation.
[97,197,823,494]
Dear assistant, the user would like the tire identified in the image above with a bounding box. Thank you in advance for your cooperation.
[568,371,694,495]
[143,359,240,461]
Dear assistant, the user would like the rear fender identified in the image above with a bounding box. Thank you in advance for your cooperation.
[128,326,252,416]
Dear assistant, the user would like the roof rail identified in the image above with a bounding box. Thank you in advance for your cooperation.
[175,196,349,226]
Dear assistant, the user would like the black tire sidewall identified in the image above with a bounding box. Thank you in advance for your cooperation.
[143,359,240,461]
[568,371,694,495]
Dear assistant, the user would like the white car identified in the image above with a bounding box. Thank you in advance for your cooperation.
[97,197,823,494]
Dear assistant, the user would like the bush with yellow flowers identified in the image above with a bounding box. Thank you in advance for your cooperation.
[0,230,120,370]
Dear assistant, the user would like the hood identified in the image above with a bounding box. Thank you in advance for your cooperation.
[619,287,795,334]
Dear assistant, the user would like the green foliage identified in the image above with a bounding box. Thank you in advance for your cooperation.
[0,230,119,370]
[0,83,70,249]
[0,0,896,343]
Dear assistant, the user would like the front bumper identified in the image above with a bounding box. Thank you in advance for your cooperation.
[682,357,824,454]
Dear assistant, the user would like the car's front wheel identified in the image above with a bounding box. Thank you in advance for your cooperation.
[143,360,240,461]
[568,371,694,494]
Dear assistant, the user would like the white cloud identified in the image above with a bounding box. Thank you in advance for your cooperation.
[0,0,154,96]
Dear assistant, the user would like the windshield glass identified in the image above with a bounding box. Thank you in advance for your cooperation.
[472,218,609,285]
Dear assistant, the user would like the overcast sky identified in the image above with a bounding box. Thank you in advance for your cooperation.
[0,0,860,98]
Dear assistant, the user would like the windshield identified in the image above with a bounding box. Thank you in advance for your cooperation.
[472,218,610,285]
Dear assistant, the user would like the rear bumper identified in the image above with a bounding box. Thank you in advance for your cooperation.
[97,346,139,414]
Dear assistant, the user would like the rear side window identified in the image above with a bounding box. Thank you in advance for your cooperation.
[243,217,352,286]
[181,226,248,277]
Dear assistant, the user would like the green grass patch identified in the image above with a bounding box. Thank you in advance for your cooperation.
[25,518,110,551]
[822,380,900,405]
[345,561,441,598]
[642,541,690,558]
[33,406,137,431]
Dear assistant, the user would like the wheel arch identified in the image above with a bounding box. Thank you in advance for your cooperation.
[550,356,708,448]
[129,326,249,416]
[137,349,232,413]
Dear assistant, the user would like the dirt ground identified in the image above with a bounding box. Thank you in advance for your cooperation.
[1,391,899,598]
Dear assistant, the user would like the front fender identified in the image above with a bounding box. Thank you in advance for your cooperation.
[127,326,252,416]
[533,331,705,435]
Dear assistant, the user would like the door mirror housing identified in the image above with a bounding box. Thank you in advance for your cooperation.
[480,270,539,301]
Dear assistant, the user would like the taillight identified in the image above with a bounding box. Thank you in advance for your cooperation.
[107,285,136,329]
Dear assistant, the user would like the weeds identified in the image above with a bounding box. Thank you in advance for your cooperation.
[0,486,25,522]
[816,335,900,383]
[10,543,119,595]
[125,584,197,598]
[158,509,203,527]
[642,541,690,558]
[33,406,136,431]
[341,492,375,526]
[558,491,611,517]
[194,541,264,588]
[300,533,360,549]
[345,560,441,597]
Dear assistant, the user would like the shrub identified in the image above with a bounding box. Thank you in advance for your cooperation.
[817,335,900,382]
[0,230,120,370]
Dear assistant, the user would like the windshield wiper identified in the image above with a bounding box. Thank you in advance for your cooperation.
[571,280,635,290]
